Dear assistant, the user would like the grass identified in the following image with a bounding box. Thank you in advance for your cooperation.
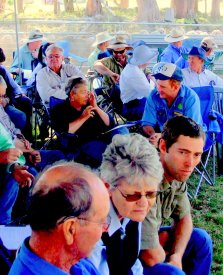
[188,167,223,274]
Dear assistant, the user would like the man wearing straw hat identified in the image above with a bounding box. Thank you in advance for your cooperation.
[88,31,114,68]
[10,29,44,74]
[160,29,187,63]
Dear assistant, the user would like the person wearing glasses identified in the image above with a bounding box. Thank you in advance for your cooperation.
[140,116,213,274]
[9,161,110,275]
[94,36,132,114]
[36,44,84,105]
[89,133,185,275]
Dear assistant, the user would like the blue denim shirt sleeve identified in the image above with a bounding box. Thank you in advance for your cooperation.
[142,90,158,128]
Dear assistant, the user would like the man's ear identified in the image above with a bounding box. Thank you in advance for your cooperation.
[159,138,167,154]
[102,180,112,197]
[63,219,76,245]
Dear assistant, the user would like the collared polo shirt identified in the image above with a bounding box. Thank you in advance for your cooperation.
[182,67,223,88]
[9,237,100,275]
[142,84,204,131]
[160,44,186,64]
[141,179,191,249]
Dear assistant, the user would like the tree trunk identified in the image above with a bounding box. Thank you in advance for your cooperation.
[54,0,60,14]
[114,0,129,9]
[211,0,220,18]
[172,0,187,18]
[0,0,6,13]
[187,0,196,17]
[136,0,160,22]
[86,0,102,17]
[64,0,74,12]
[17,0,24,13]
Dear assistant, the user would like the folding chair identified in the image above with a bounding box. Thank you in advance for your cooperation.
[190,86,223,198]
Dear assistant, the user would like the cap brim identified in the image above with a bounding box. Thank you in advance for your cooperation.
[27,38,43,43]
[152,73,170,80]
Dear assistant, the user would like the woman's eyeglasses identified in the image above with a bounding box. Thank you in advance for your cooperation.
[113,49,126,55]
[0,94,7,99]
[116,186,161,202]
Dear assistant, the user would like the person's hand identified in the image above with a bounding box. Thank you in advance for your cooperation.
[149,133,161,148]
[12,164,34,188]
[28,150,41,165]
[81,105,96,120]
[88,91,97,108]
[1,96,10,107]
[110,72,120,84]
[15,136,32,152]
[31,49,39,59]
[0,148,23,164]
[168,253,183,270]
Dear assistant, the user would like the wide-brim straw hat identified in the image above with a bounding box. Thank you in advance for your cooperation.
[27,29,43,43]
[92,31,114,47]
[107,35,132,50]
[129,45,157,66]
[164,29,187,43]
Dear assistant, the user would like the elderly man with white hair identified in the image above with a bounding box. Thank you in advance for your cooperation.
[120,45,157,120]
[89,133,185,275]
[36,44,84,104]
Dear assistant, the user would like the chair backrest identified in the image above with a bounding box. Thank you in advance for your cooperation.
[213,86,223,114]
[191,86,214,125]
[49,96,65,110]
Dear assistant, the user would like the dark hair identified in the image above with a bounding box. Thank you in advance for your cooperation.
[28,178,92,231]
[0,48,6,63]
[161,116,205,151]
[65,77,87,96]
[201,45,211,52]
[38,42,53,65]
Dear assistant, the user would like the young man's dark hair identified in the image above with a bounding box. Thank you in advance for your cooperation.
[161,116,205,151]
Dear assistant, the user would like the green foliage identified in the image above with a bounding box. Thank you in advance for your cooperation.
[189,175,223,273]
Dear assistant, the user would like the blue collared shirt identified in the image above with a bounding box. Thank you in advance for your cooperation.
[142,84,204,131]
[10,44,34,72]
[89,202,143,275]
[160,44,187,63]
[9,237,100,275]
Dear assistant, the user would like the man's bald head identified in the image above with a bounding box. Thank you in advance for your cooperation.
[28,161,109,231]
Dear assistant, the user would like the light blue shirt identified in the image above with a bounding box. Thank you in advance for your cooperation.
[142,84,204,131]
[89,203,143,275]
[160,44,187,63]
[10,44,34,72]
[182,67,223,88]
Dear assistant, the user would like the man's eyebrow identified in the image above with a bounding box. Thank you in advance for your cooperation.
[177,148,202,154]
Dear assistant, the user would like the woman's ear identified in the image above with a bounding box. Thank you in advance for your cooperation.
[63,219,76,245]
[102,180,112,197]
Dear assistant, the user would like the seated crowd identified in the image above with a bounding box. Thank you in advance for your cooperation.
[0,27,220,274]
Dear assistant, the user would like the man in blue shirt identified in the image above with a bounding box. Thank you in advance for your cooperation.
[142,62,203,147]
[9,161,110,275]
[160,29,187,63]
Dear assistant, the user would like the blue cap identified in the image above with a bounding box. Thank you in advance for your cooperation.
[152,62,183,82]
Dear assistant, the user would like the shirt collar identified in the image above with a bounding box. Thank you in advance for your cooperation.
[108,202,130,237]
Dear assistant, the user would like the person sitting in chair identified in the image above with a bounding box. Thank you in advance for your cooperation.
[36,44,84,105]
[50,77,123,167]
[182,46,223,87]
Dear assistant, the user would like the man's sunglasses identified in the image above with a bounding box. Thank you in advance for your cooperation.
[116,186,161,202]
[113,49,126,54]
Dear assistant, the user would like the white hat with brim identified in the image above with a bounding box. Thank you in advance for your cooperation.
[107,36,132,50]
[92,31,114,47]
[164,29,188,43]
[129,45,158,66]
[27,29,43,43]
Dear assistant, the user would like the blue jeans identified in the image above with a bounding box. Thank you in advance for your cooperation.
[145,226,212,275]
[0,167,37,225]
[4,104,26,130]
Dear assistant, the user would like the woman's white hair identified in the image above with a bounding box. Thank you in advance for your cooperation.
[100,133,163,187]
